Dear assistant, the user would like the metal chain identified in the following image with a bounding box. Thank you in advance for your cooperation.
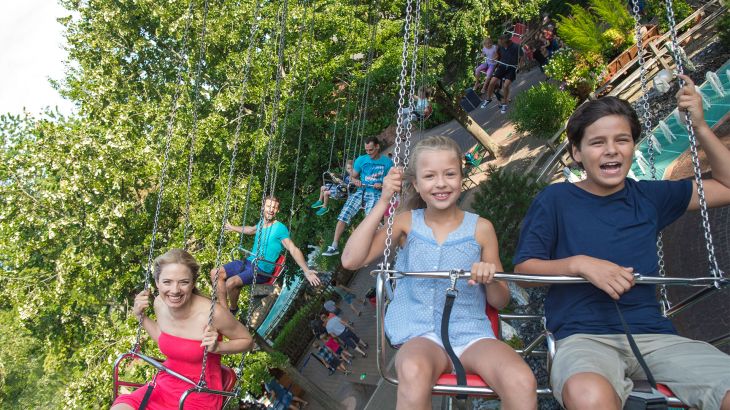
[355,7,378,145]
[182,0,211,249]
[631,0,671,313]
[244,0,290,335]
[288,6,315,229]
[382,0,414,268]
[417,0,430,132]
[403,0,422,168]
[268,4,309,203]
[327,99,343,171]
[200,0,264,386]
[135,0,197,351]
[664,0,722,280]
[239,102,268,249]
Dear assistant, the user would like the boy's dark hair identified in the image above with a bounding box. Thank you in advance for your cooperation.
[365,136,380,146]
[566,96,641,160]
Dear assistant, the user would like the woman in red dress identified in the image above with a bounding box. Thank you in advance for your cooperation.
[112,249,253,409]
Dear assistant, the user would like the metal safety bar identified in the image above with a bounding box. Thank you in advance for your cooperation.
[372,269,729,287]
[229,246,288,279]
[113,351,237,409]
[374,270,554,397]
[375,269,726,401]
[179,385,237,410]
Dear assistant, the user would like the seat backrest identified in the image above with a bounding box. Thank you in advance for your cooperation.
[220,365,238,392]
[514,23,527,35]
[486,304,500,338]
[260,254,287,286]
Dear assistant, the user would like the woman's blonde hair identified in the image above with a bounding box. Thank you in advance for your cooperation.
[399,136,463,211]
[153,249,201,292]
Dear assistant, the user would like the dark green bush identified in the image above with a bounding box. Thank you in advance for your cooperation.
[557,4,606,54]
[646,0,693,33]
[471,166,547,272]
[508,82,577,140]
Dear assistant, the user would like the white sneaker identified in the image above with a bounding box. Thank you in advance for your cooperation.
[500,104,508,114]
[480,99,492,109]
[322,246,339,256]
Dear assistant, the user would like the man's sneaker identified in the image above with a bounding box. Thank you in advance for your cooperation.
[494,89,503,103]
[322,246,339,256]
[479,98,492,108]
[310,200,323,209]
[316,207,329,216]
[500,104,508,114]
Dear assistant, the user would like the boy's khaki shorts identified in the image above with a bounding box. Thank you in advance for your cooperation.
[551,333,730,409]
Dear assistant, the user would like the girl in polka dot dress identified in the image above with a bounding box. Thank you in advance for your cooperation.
[341,136,537,409]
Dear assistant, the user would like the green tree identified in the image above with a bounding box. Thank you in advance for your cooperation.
[0,0,561,406]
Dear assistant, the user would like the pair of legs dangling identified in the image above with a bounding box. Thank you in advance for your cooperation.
[555,334,730,410]
[210,259,267,311]
[395,336,537,410]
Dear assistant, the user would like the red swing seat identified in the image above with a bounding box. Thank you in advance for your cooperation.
[432,304,501,397]
[256,254,287,286]
[112,352,238,406]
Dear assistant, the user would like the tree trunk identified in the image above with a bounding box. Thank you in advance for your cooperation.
[433,81,500,157]
[254,334,345,410]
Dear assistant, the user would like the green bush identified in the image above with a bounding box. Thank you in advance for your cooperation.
[558,0,635,59]
[544,48,606,100]
[591,0,635,44]
[557,4,606,54]
[646,0,693,33]
[239,351,288,396]
[508,83,577,140]
[272,289,334,351]
[471,167,547,272]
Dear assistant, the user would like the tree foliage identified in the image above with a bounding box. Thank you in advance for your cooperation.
[0,0,553,406]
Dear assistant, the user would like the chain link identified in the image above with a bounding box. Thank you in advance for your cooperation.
[403,0,422,169]
[664,0,722,281]
[182,0,211,248]
[382,0,415,267]
[288,4,315,229]
[201,0,266,385]
[135,0,197,352]
[631,0,671,313]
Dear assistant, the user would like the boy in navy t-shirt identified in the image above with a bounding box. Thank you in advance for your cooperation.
[514,75,730,409]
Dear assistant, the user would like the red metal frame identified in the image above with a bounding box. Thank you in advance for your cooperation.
[112,352,238,407]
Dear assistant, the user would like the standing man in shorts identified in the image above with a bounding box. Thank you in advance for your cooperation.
[484,34,520,114]
[211,196,320,313]
[322,137,393,256]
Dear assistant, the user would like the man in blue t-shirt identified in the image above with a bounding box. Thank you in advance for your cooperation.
[514,77,730,410]
[211,196,320,312]
[322,137,393,256]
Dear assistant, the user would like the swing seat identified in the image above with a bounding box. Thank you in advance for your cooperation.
[113,352,238,403]
[432,304,501,397]
[221,366,238,392]
[230,247,288,287]
[257,254,287,286]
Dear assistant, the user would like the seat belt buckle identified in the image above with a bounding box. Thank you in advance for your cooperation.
[624,388,668,410]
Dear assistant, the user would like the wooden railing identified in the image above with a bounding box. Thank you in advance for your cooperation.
[524,0,726,183]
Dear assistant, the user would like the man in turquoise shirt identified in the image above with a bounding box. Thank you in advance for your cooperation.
[211,196,320,312]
